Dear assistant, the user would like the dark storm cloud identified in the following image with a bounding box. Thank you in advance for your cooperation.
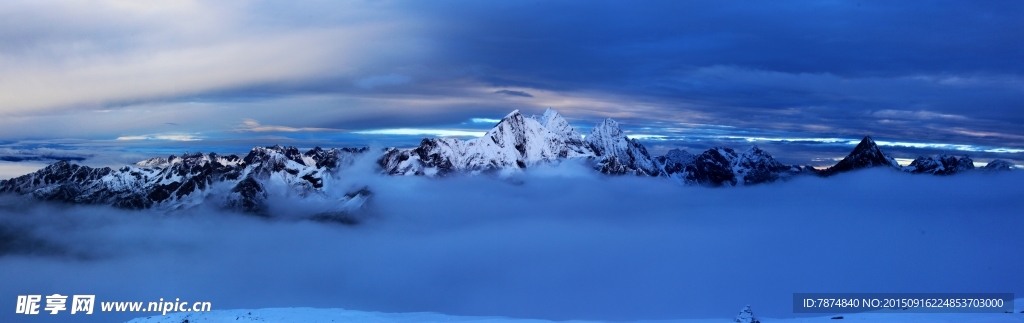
[387,1,1023,146]
[493,90,533,98]
[213,1,1024,149]
[410,1,1023,81]
[0,1,1021,166]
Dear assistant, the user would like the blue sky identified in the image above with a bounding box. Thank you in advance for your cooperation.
[1,0,1022,170]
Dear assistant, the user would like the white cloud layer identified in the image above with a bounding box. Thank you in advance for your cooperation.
[234,119,344,133]
[0,168,1022,322]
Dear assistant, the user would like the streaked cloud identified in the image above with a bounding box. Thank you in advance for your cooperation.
[354,128,486,137]
[115,134,202,141]
[235,119,345,133]
[625,134,668,140]
[873,140,1024,154]
[470,118,502,124]
[355,74,412,89]
[872,110,969,121]
[705,135,1024,154]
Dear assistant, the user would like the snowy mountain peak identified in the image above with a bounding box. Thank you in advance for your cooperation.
[742,145,766,156]
[0,145,372,217]
[584,118,661,176]
[982,159,1014,171]
[735,145,797,185]
[665,148,695,161]
[734,305,761,323]
[587,118,624,142]
[584,119,623,156]
[904,154,975,175]
[305,146,326,156]
[534,107,584,142]
[381,109,818,179]
[540,107,558,123]
[503,109,522,119]
[738,146,785,168]
[244,145,307,166]
[379,110,676,177]
[380,108,595,176]
[135,152,241,168]
[486,109,530,138]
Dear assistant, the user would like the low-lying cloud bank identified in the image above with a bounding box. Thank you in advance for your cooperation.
[0,168,1022,323]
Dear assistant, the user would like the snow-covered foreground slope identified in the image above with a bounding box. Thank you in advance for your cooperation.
[128,304,1024,323]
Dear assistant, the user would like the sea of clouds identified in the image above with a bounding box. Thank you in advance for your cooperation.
[1,163,1022,323]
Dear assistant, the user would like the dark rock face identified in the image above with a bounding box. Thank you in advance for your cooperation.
[0,146,371,217]
[685,148,739,186]
[655,149,695,175]
[904,155,975,175]
[304,147,368,169]
[589,137,662,176]
[734,146,799,185]
[378,139,459,176]
[1,161,131,205]
[379,147,416,175]
[655,146,802,186]
[227,176,265,213]
[413,138,459,175]
[819,136,899,176]
[0,161,110,196]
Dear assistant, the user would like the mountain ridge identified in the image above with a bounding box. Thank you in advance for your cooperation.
[0,108,1015,214]
[0,146,372,219]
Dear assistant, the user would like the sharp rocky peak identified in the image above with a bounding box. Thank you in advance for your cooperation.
[819,136,899,176]
[584,118,660,176]
[244,145,305,166]
[379,108,601,176]
[305,146,326,156]
[587,118,624,143]
[534,107,584,141]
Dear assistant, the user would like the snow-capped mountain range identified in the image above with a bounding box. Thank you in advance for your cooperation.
[0,108,1014,215]
[0,146,371,220]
